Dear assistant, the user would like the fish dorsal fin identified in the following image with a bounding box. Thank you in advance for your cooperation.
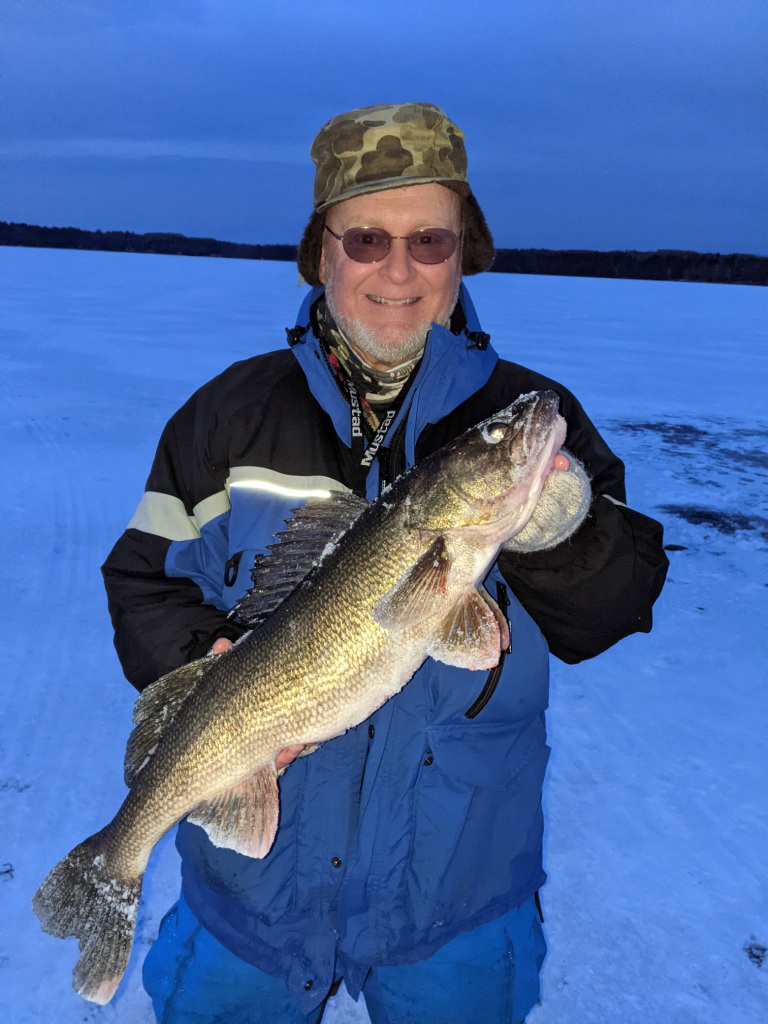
[187,761,280,859]
[124,656,212,787]
[373,536,452,629]
[427,587,505,671]
[233,491,368,628]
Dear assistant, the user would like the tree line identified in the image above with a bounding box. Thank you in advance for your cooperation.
[2,222,765,286]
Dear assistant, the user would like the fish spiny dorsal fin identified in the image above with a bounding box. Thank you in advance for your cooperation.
[426,586,504,671]
[124,657,212,787]
[373,536,452,629]
[232,491,368,628]
[187,761,280,859]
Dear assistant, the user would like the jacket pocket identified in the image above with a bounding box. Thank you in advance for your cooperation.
[425,715,546,788]
[405,716,550,932]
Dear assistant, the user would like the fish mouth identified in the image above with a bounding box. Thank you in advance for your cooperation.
[493,395,567,537]
[526,393,568,488]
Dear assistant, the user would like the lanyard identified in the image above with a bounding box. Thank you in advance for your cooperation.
[344,347,423,497]
[347,380,402,497]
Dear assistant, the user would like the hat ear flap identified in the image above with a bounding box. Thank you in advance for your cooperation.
[297,211,325,287]
[460,193,495,275]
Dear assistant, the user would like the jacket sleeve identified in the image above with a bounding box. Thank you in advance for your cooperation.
[101,391,246,692]
[498,387,669,663]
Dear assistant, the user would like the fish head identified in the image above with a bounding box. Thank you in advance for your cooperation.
[406,391,568,544]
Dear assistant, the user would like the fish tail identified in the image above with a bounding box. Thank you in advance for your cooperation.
[32,827,142,1004]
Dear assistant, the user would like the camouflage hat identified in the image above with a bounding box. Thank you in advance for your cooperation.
[310,102,470,211]
[297,101,495,285]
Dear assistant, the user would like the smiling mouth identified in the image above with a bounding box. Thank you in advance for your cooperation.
[367,295,420,305]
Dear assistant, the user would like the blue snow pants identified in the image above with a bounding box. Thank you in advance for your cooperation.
[143,894,546,1024]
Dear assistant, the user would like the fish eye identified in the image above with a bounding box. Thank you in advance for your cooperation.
[482,422,508,444]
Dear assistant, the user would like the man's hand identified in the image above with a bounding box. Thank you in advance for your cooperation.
[209,637,306,771]
[503,448,591,554]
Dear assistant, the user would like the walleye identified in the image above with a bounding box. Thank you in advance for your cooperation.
[32,391,591,1004]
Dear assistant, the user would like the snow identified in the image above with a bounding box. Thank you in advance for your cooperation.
[1,246,767,1023]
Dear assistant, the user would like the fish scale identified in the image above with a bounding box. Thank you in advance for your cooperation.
[32,390,591,1004]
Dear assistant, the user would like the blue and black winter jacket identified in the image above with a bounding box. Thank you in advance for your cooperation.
[102,285,668,1013]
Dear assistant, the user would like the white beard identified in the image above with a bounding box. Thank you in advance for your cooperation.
[326,303,432,366]
[323,269,460,369]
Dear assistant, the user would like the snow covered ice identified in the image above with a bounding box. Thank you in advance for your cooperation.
[1,247,767,1023]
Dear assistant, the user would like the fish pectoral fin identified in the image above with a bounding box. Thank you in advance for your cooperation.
[373,536,452,629]
[426,587,504,670]
[187,762,280,859]
[124,656,212,787]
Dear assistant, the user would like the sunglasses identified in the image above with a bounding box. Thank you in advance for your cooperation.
[324,224,461,265]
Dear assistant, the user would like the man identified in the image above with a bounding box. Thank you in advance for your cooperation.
[102,102,668,1024]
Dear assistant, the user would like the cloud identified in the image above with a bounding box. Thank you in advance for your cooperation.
[0,138,307,163]
[3,0,766,253]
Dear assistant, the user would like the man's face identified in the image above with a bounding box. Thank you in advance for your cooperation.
[319,183,463,370]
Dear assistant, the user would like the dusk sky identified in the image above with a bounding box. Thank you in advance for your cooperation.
[3,0,766,255]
